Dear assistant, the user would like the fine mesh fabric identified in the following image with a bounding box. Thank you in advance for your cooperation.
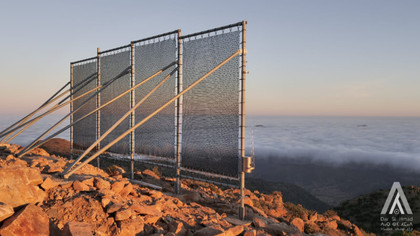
[135,38,176,159]
[182,31,240,177]
[100,51,131,154]
[73,61,97,150]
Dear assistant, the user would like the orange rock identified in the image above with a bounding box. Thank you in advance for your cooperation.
[194,225,224,236]
[142,169,160,180]
[107,203,123,213]
[324,220,338,230]
[62,221,93,236]
[111,181,125,193]
[291,218,304,232]
[0,204,49,235]
[264,223,300,236]
[243,229,257,236]
[42,164,63,173]
[252,217,267,228]
[0,166,45,208]
[120,183,133,197]
[236,196,254,207]
[27,147,50,157]
[118,219,145,236]
[225,217,252,227]
[81,177,94,187]
[39,138,71,157]
[41,177,59,190]
[73,180,90,191]
[352,225,364,236]
[101,198,111,208]
[143,215,161,224]
[0,202,14,222]
[308,212,318,222]
[94,177,111,190]
[168,220,184,234]
[115,208,132,221]
[224,225,244,236]
[130,204,161,216]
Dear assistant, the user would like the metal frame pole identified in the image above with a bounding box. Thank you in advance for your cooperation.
[239,20,247,220]
[175,29,182,194]
[130,43,135,179]
[96,48,101,168]
[62,49,241,179]
[70,63,74,158]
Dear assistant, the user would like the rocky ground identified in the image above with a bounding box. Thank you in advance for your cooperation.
[0,139,370,235]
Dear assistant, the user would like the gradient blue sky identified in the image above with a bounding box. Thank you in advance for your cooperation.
[0,1,419,116]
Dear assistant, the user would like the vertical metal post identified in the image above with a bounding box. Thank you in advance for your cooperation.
[96,48,101,168]
[239,21,247,220]
[130,43,135,179]
[175,29,182,194]
[70,63,74,158]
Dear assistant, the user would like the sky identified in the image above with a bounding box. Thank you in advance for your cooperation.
[0,1,419,117]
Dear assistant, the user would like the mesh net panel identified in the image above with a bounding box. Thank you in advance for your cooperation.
[182,31,240,178]
[135,38,176,159]
[100,51,131,154]
[73,61,97,150]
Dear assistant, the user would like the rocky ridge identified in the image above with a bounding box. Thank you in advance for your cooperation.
[0,141,369,235]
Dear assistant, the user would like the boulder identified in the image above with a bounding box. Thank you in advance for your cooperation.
[0,166,45,208]
[143,215,161,224]
[107,203,123,214]
[62,221,93,236]
[130,204,161,216]
[291,218,304,232]
[115,208,132,221]
[107,165,125,176]
[224,217,252,227]
[142,169,160,180]
[243,229,257,236]
[39,138,71,157]
[111,181,125,193]
[0,202,14,222]
[168,221,184,234]
[118,219,145,236]
[224,225,244,236]
[81,177,94,187]
[120,183,133,197]
[0,204,49,235]
[194,225,224,236]
[264,223,301,236]
[40,177,59,190]
[324,220,338,230]
[94,177,111,190]
[73,180,90,191]
[308,212,318,222]
[252,217,267,228]
[42,164,63,173]
[27,147,50,157]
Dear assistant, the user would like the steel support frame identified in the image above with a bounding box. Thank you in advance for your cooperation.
[130,43,135,179]
[175,29,182,194]
[96,48,101,168]
[70,64,74,158]
[239,20,247,220]
[62,49,241,179]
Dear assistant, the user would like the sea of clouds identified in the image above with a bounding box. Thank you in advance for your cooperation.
[246,116,420,172]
